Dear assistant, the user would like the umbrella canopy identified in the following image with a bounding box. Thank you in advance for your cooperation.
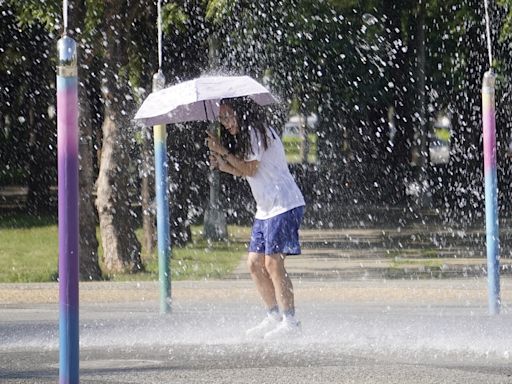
[134,75,277,126]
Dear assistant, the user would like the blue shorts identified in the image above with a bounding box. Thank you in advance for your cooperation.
[248,206,304,256]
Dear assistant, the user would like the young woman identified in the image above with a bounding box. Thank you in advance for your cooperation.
[206,97,305,339]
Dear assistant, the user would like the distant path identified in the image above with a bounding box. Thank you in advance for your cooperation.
[230,227,512,279]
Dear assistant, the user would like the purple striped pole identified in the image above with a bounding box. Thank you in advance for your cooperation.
[57,35,80,383]
[482,70,500,315]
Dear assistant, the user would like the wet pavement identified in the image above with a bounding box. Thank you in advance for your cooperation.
[1,278,512,383]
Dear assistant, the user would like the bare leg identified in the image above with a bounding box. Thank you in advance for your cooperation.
[247,252,278,309]
[264,254,294,313]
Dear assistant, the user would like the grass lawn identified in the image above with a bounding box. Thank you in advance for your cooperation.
[389,258,444,269]
[0,213,249,283]
[282,133,318,164]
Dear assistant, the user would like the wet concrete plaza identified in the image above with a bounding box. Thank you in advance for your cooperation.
[1,278,512,383]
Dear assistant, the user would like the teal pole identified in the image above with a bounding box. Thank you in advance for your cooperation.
[153,70,171,313]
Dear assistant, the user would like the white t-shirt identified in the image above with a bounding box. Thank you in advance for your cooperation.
[244,127,305,220]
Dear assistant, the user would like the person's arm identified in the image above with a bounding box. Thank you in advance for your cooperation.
[210,153,258,177]
[207,131,259,177]
[223,153,259,177]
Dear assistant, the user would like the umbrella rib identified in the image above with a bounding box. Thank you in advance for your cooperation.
[210,100,216,120]
[203,100,208,121]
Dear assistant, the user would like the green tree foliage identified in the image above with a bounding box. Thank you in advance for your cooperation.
[497,0,512,39]
[2,0,512,228]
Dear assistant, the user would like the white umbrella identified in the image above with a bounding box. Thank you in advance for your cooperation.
[134,75,277,126]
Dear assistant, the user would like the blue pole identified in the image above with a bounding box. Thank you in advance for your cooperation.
[482,70,500,315]
[153,70,171,313]
[57,35,80,383]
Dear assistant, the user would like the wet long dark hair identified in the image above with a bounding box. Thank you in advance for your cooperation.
[219,97,270,159]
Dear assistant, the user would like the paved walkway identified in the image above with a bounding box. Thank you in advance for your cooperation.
[2,278,512,307]
[230,226,512,280]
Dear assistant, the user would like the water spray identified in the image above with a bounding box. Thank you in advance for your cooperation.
[154,0,172,314]
[482,0,500,315]
[57,4,80,382]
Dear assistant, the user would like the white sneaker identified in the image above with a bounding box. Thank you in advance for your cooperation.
[263,318,302,340]
[246,315,281,339]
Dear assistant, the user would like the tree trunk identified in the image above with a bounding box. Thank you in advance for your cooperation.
[169,125,195,246]
[96,104,143,273]
[414,0,429,207]
[78,80,102,280]
[65,0,103,280]
[96,0,143,274]
[141,126,155,259]
[383,1,416,203]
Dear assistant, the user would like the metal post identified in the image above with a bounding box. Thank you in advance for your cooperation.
[482,70,500,315]
[57,35,80,383]
[203,36,227,240]
[153,70,171,313]
[204,119,228,240]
